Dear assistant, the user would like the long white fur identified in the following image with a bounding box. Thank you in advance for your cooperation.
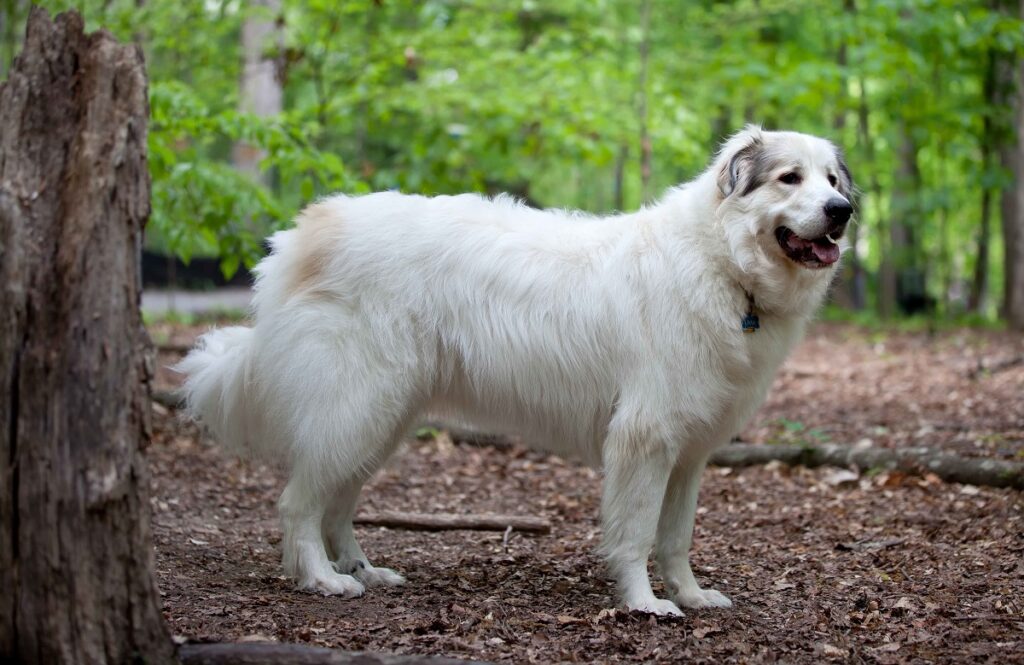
[177,126,850,614]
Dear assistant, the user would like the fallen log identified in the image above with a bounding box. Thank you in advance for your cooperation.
[424,428,1024,490]
[153,388,185,410]
[967,354,1024,380]
[151,393,1023,491]
[157,342,193,354]
[178,642,487,665]
[354,510,551,534]
[711,442,1024,490]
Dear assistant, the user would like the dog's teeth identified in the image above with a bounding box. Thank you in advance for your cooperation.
[825,233,838,244]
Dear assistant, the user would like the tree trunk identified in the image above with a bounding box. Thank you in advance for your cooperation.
[830,0,866,310]
[613,143,628,211]
[883,121,928,315]
[233,0,283,182]
[0,8,174,664]
[856,75,884,313]
[1001,0,1024,330]
[970,49,1000,313]
[637,0,652,202]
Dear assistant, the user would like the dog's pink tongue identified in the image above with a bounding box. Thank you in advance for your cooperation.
[786,234,812,251]
[811,239,841,265]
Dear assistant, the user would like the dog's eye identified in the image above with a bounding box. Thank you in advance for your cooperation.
[828,174,838,187]
[778,172,802,185]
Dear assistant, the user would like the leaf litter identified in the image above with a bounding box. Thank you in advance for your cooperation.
[150,322,1024,663]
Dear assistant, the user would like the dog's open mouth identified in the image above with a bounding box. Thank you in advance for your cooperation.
[775,227,841,268]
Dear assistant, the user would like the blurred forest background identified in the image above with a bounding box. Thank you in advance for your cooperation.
[2,0,1024,327]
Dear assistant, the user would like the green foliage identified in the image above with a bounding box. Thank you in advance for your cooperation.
[142,307,248,327]
[769,418,831,446]
[2,0,1023,313]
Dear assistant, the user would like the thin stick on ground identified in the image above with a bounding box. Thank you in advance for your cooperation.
[354,510,551,534]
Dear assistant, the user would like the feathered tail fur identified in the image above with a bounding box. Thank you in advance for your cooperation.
[175,326,269,459]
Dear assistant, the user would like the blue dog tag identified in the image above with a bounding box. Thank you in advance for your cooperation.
[741,313,760,333]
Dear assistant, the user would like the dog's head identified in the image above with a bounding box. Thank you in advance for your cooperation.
[714,126,855,273]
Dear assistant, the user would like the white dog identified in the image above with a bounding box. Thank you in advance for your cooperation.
[178,126,853,616]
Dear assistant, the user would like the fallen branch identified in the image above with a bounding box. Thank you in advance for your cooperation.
[967,354,1024,380]
[711,443,1024,490]
[421,428,1024,490]
[178,642,486,665]
[418,421,517,450]
[354,510,551,534]
[157,342,192,354]
[153,389,185,410]
[147,395,1023,491]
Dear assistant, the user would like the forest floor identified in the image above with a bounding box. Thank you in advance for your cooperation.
[148,322,1024,664]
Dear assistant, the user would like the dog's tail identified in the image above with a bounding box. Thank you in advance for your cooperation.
[175,326,271,460]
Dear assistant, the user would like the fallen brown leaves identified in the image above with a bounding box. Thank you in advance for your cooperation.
[150,323,1023,663]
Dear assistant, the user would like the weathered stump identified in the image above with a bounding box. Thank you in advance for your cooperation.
[0,8,174,664]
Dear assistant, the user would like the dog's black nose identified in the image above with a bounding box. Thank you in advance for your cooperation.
[824,198,853,226]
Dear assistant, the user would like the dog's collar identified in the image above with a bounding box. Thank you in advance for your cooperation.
[741,290,760,333]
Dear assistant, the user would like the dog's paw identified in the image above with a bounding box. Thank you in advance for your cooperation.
[302,572,365,598]
[354,565,405,587]
[676,588,732,609]
[336,559,406,587]
[626,598,684,617]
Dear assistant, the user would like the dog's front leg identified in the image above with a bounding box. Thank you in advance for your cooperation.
[600,428,681,616]
[654,457,732,609]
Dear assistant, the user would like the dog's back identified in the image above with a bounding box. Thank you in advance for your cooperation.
[194,191,663,465]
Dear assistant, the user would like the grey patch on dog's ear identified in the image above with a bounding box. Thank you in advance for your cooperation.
[717,134,767,198]
[833,145,857,204]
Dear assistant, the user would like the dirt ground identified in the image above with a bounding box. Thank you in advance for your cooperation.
[148,322,1024,663]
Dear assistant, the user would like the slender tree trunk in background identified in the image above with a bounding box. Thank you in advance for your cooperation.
[711,105,732,149]
[1000,0,1024,330]
[856,74,886,313]
[831,0,866,310]
[876,128,902,317]
[1,0,27,77]
[613,144,628,211]
[974,186,993,312]
[234,0,282,182]
[637,0,652,202]
[355,5,381,174]
[971,48,998,313]
[0,9,174,663]
[883,122,924,315]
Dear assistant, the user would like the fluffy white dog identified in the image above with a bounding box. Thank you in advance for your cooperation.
[178,126,853,616]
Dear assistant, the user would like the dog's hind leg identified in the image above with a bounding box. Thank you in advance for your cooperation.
[655,456,732,609]
[268,309,428,595]
[322,476,405,587]
[279,465,365,597]
[599,424,681,616]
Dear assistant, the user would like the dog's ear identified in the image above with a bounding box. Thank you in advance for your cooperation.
[717,128,765,198]
[833,146,857,204]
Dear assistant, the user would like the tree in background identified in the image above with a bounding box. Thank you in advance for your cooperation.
[1,0,1022,326]
[1000,0,1024,329]
[235,0,283,183]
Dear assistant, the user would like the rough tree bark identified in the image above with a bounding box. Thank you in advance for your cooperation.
[0,9,174,664]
